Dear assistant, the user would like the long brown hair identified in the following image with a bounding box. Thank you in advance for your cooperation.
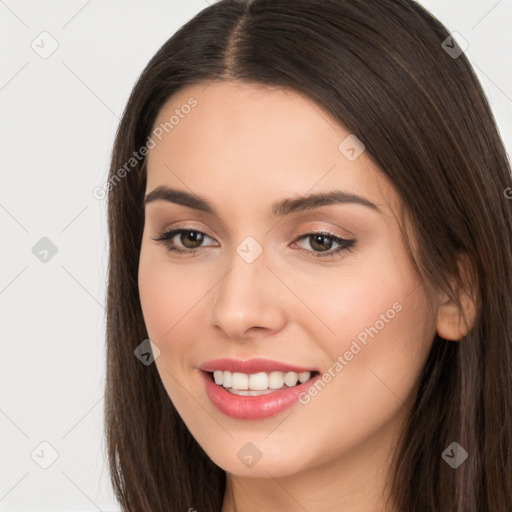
[104,1,512,510]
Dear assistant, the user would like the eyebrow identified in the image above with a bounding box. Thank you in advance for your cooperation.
[144,185,380,216]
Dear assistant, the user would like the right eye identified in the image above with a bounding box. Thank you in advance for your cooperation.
[152,228,218,254]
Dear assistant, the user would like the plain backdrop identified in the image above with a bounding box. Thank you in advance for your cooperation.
[1,1,511,511]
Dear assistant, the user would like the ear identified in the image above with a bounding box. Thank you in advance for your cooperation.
[435,256,478,341]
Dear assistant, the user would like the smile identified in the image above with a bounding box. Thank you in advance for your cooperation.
[212,370,313,395]
[198,358,320,419]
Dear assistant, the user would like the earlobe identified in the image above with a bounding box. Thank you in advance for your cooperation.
[436,294,477,341]
[435,260,478,341]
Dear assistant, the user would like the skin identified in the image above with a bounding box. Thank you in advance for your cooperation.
[138,81,474,512]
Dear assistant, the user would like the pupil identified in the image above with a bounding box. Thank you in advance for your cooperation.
[312,234,332,251]
[182,231,203,248]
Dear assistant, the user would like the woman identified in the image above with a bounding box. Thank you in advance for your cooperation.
[104,1,512,510]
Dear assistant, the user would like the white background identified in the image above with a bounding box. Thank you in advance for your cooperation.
[1,1,511,511]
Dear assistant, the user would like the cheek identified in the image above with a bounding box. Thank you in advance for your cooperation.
[283,256,422,355]
[287,271,434,464]
[138,246,202,344]
[319,272,433,421]
[138,260,172,340]
[287,245,435,403]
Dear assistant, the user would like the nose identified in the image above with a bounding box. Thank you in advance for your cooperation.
[210,246,287,340]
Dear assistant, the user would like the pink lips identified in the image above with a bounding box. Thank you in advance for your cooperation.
[198,358,320,420]
[198,357,317,374]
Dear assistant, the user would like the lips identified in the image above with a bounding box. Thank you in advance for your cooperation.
[198,358,320,419]
[198,357,318,374]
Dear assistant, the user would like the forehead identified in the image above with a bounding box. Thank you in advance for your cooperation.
[145,81,396,215]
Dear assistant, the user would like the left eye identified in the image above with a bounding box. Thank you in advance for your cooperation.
[292,232,355,258]
[152,229,355,258]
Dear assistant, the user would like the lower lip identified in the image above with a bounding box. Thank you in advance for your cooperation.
[200,370,320,419]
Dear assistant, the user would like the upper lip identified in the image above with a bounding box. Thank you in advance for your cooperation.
[199,358,318,374]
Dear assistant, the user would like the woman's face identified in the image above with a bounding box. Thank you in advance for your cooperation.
[138,81,437,478]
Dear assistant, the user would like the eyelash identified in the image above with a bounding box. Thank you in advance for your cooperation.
[151,228,355,259]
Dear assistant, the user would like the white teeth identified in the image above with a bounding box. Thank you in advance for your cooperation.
[249,372,268,390]
[211,370,312,391]
[284,371,298,387]
[298,372,310,383]
[222,370,232,388]
[228,388,275,396]
[268,371,284,389]
[231,372,249,390]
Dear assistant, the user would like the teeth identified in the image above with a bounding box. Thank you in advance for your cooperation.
[222,370,232,388]
[229,388,276,396]
[231,372,249,390]
[268,371,284,389]
[298,371,310,383]
[211,370,312,392]
[284,371,298,387]
[249,372,268,390]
